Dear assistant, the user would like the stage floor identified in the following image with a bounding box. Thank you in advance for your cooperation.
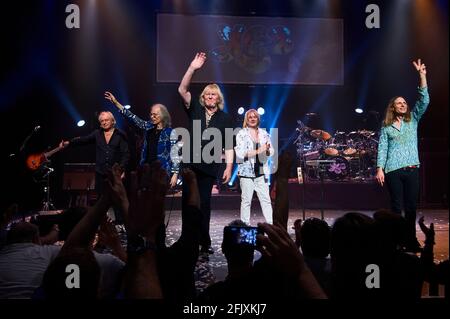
[164,208,449,294]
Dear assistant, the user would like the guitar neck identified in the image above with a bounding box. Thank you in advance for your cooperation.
[44,146,63,159]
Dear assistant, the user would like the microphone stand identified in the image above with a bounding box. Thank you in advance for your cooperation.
[19,127,39,153]
[10,126,40,158]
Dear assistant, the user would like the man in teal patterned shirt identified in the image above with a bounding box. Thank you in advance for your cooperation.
[376,59,429,253]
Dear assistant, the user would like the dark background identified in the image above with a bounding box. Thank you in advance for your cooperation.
[0,0,447,211]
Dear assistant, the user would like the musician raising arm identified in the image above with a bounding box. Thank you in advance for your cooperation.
[104,91,180,188]
[376,59,429,253]
[178,52,235,254]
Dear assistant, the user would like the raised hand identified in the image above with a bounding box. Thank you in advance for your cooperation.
[418,216,435,245]
[190,52,207,70]
[104,91,117,104]
[104,91,124,110]
[182,168,200,208]
[105,163,129,221]
[128,162,168,239]
[292,218,303,247]
[98,218,118,245]
[257,222,305,277]
[413,59,426,75]
[59,140,69,149]
[275,151,292,178]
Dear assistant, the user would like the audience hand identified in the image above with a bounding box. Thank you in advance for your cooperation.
[128,162,168,240]
[105,163,129,220]
[418,216,435,245]
[257,222,305,278]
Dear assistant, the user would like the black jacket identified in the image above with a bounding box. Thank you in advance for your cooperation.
[70,128,129,175]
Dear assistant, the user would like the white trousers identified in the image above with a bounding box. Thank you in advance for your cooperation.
[239,175,273,225]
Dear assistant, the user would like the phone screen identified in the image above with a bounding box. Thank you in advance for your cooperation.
[224,226,262,247]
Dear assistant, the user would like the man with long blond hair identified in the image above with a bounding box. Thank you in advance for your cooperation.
[376,59,429,253]
[178,52,234,254]
[235,109,274,225]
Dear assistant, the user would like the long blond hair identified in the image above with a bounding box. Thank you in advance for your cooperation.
[243,109,260,128]
[382,96,412,127]
[199,84,225,110]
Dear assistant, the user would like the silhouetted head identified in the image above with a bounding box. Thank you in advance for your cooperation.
[42,247,100,299]
[222,220,254,266]
[330,212,381,298]
[300,218,331,259]
[7,222,40,245]
[373,209,408,252]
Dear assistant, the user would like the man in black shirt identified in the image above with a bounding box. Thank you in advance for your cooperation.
[60,111,130,197]
[178,52,234,254]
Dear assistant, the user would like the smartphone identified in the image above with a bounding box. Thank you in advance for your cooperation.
[223,226,263,247]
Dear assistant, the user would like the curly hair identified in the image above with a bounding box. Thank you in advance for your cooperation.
[382,96,412,127]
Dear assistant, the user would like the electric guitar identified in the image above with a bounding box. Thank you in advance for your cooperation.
[26,145,65,170]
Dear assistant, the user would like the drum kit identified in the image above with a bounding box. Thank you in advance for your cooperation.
[295,120,379,182]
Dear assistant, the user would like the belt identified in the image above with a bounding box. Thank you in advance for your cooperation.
[401,165,418,169]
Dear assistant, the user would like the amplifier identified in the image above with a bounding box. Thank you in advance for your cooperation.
[63,163,96,190]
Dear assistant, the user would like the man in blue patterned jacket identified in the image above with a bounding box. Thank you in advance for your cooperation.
[105,91,180,187]
[376,59,429,253]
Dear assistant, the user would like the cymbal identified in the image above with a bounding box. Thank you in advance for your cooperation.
[358,129,375,136]
[306,112,317,117]
[310,129,331,141]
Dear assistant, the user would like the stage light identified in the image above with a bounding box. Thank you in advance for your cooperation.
[257,107,265,115]
[237,107,245,115]
[124,104,131,110]
[77,120,86,127]
[355,108,363,114]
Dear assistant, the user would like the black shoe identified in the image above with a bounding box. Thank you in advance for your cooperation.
[200,246,214,254]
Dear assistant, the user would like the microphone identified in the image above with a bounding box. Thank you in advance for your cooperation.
[34,126,41,132]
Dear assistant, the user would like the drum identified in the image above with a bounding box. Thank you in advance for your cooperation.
[324,144,339,156]
[342,138,358,156]
[342,147,358,156]
[325,156,349,181]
